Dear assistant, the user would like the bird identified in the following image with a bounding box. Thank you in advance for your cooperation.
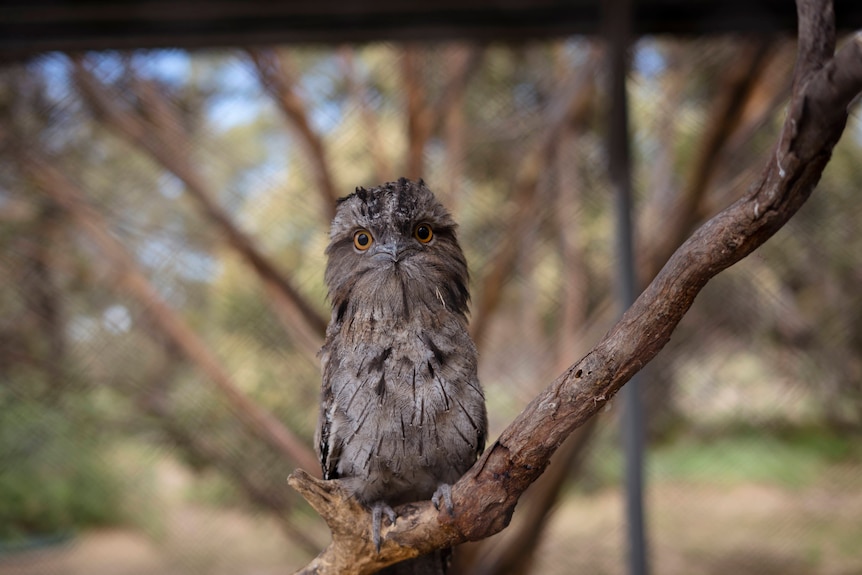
[316,178,487,574]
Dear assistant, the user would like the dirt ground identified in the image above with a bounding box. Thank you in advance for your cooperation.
[534,475,862,575]
[2,463,861,575]
[0,505,301,575]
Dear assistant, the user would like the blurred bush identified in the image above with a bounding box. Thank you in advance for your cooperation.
[0,393,126,542]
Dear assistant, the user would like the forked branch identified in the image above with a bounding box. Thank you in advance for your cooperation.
[290,3,862,572]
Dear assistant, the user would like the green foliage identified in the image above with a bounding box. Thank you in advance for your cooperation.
[0,395,127,541]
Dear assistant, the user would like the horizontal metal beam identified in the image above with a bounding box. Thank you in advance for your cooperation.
[2,0,861,61]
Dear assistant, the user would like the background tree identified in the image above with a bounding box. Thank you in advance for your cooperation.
[1,1,861,572]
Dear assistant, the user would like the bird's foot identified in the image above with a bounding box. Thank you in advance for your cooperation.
[371,501,398,553]
[431,483,454,515]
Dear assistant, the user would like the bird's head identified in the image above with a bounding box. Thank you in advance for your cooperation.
[324,178,470,322]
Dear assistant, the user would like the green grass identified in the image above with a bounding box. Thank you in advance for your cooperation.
[586,427,859,489]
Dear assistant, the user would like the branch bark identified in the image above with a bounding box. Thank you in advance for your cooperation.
[467,419,598,575]
[289,2,862,572]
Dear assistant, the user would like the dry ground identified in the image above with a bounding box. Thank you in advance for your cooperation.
[534,471,862,575]
[2,463,861,575]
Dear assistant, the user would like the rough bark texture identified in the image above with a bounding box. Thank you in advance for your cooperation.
[290,3,861,572]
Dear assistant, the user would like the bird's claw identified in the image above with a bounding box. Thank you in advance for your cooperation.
[371,501,398,553]
[432,483,454,515]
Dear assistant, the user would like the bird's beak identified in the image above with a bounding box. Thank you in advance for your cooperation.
[373,241,402,263]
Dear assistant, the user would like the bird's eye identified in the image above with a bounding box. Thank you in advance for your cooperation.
[353,229,373,251]
[414,223,433,244]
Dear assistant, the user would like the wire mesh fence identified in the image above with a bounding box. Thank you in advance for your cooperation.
[1,33,861,575]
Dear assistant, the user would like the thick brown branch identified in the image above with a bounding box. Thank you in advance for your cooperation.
[469,419,598,575]
[291,3,862,572]
[289,470,449,574]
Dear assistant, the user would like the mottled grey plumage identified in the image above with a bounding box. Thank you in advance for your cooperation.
[316,178,487,574]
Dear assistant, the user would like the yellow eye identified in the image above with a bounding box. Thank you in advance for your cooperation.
[414,223,433,244]
[353,229,373,251]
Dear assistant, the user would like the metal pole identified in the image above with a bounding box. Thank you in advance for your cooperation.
[604,0,649,574]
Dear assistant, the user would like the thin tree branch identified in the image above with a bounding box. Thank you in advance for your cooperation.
[470,48,598,347]
[431,45,484,136]
[440,78,467,211]
[128,334,323,555]
[289,3,862,572]
[403,45,430,180]
[20,147,321,474]
[339,47,393,183]
[144,398,323,554]
[247,48,340,222]
[402,44,482,179]
[439,44,482,209]
[642,38,775,282]
[459,124,596,575]
[71,56,327,358]
[553,117,592,370]
[699,44,796,217]
[455,121,598,575]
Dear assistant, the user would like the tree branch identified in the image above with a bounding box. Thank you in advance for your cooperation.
[339,47,393,184]
[456,123,596,575]
[289,3,862,573]
[402,44,482,180]
[458,66,601,575]
[19,147,321,474]
[468,419,598,575]
[72,56,327,358]
[470,48,598,347]
[642,38,775,281]
[247,48,340,222]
